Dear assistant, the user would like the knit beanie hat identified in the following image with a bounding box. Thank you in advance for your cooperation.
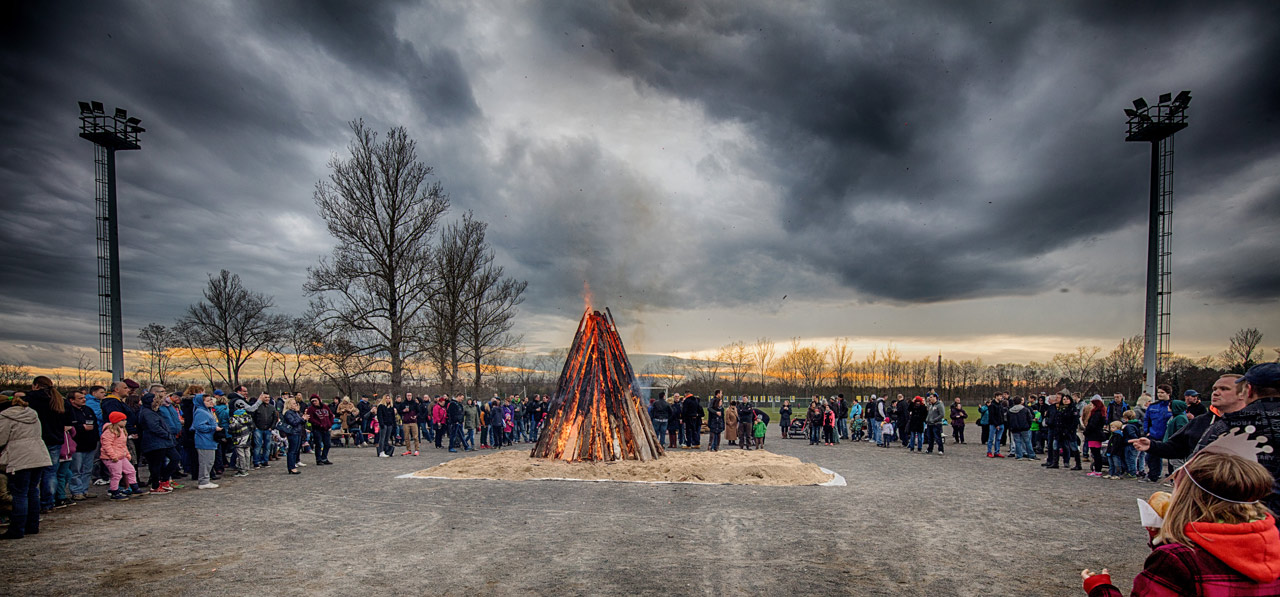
[108,411,127,424]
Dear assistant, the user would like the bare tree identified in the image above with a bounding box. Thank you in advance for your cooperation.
[717,341,752,393]
[1052,345,1102,389]
[176,269,287,389]
[751,337,776,393]
[459,214,528,398]
[792,346,829,395]
[426,214,487,393]
[138,323,183,386]
[74,353,103,388]
[275,312,321,395]
[306,120,450,393]
[1221,327,1264,373]
[829,337,854,391]
[308,331,378,399]
[657,356,686,390]
[685,354,722,392]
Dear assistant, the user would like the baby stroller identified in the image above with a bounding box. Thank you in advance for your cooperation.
[788,418,807,439]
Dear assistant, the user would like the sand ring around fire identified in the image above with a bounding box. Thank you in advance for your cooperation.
[398,449,844,487]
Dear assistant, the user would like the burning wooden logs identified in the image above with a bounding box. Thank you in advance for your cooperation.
[530,308,665,462]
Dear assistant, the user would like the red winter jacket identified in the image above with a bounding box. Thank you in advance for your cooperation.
[1085,514,1280,596]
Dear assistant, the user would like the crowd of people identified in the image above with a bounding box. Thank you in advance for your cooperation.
[5,363,1280,595]
[0,375,555,540]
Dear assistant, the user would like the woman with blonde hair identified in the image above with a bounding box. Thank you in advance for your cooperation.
[280,397,306,474]
[336,396,358,447]
[1082,451,1280,595]
[375,395,396,457]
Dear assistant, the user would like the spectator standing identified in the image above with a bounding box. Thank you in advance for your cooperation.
[375,396,397,457]
[985,394,1006,458]
[249,393,278,469]
[906,397,927,452]
[924,395,946,454]
[1183,390,1207,418]
[707,396,724,452]
[192,394,221,489]
[281,398,306,474]
[650,392,671,442]
[1082,397,1109,477]
[949,397,967,444]
[1142,385,1175,482]
[0,394,53,539]
[100,412,141,499]
[1005,397,1034,460]
[138,394,178,493]
[462,399,478,451]
[1190,363,1280,511]
[682,393,703,449]
[228,400,253,477]
[724,399,738,446]
[24,375,70,513]
[67,390,100,500]
[306,396,335,464]
[738,400,755,450]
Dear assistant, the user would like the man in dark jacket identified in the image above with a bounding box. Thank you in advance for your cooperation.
[736,400,754,450]
[1189,364,1280,511]
[1005,397,1034,460]
[1133,374,1245,463]
[305,395,334,465]
[67,390,100,500]
[447,396,464,452]
[249,393,279,468]
[895,395,910,447]
[649,392,671,442]
[682,394,703,449]
[985,392,1006,457]
[835,395,849,441]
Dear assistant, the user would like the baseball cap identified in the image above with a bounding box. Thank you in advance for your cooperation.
[213,389,225,396]
[1239,362,1280,388]
[1183,389,1198,397]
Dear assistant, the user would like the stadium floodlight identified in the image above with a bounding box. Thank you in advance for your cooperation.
[126,117,141,125]
[114,108,127,120]
[1173,90,1191,105]
[1132,97,1148,111]
[1124,108,1138,118]
[79,101,92,114]
[1158,92,1172,104]
[91,101,105,113]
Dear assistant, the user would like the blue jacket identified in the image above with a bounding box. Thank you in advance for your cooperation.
[138,407,176,453]
[192,407,219,450]
[159,403,182,436]
[215,404,230,428]
[86,395,103,422]
[1143,399,1173,439]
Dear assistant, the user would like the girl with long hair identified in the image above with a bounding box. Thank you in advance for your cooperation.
[1083,397,1110,477]
[27,376,70,513]
[1082,452,1280,595]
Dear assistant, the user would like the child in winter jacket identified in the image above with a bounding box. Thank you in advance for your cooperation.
[1082,452,1280,596]
[1121,411,1143,478]
[100,412,140,499]
[1104,422,1126,479]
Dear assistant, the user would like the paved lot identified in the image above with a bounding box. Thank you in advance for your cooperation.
[0,434,1152,596]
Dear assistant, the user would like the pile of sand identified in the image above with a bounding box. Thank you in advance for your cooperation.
[406,449,836,486]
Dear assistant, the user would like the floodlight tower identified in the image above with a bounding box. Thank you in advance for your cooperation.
[78,101,144,379]
[1124,91,1190,398]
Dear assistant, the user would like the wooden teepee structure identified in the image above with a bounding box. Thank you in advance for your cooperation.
[530,308,665,462]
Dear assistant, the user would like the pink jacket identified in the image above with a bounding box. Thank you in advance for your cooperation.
[99,426,131,461]
[431,403,447,425]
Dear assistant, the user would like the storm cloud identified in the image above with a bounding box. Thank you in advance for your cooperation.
[1,0,1277,367]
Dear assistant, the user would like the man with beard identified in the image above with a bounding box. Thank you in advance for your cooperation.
[1132,374,1243,463]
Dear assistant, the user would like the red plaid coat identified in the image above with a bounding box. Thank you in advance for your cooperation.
[1086,543,1280,597]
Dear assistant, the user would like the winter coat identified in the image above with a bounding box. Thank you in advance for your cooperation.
[778,405,792,421]
[99,425,131,461]
[159,403,182,437]
[25,388,69,447]
[1106,429,1126,456]
[1083,408,1110,443]
[950,404,967,425]
[978,405,989,425]
[1192,396,1280,512]
[1163,400,1188,442]
[463,404,479,430]
[986,402,1006,427]
[1146,413,1214,461]
[1106,400,1128,423]
[1143,399,1173,440]
[447,400,464,425]
[281,409,305,436]
[100,394,127,430]
[1055,404,1079,438]
[138,407,176,453]
[682,397,703,422]
[650,400,672,422]
[376,404,397,428]
[70,402,100,452]
[707,405,724,433]
[1006,404,1033,433]
[907,401,928,433]
[488,404,505,429]
[252,400,279,431]
[192,406,219,450]
[806,406,823,426]
[1084,514,1280,596]
[229,410,254,447]
[724,405,738,441]
[925,401,946,425]
[0,405,52,473]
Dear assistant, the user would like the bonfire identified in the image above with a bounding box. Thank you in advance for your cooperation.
[530,308,665,462]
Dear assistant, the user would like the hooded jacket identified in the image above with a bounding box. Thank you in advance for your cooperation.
[682,396,703,421]
[1006,404,1032,433]
[986,401,1006,427]
[1085,514,1280,596]
[1162,400,1188,442]
[229,407,253,446]
[463,403,479,429]
[0,405,53,473]
[192,406,219,450]
[69,402,100,452]
[100,424,131,461]
[907,400,928,433]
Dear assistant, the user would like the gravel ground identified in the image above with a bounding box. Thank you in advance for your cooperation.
[0,434,1153,596]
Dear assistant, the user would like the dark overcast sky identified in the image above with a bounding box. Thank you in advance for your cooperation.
[2,0,1278,368]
